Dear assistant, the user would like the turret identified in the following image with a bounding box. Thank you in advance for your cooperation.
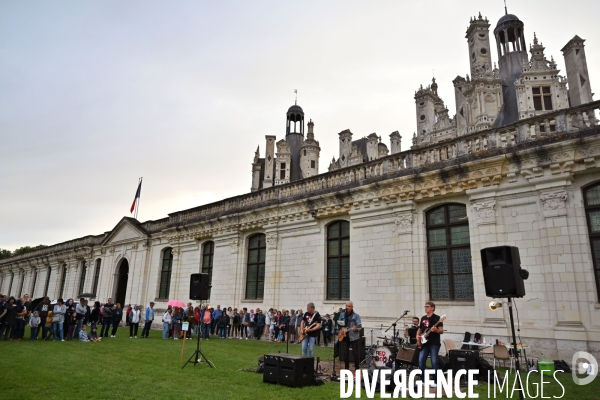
[561,35,593,106]
[300,120,321,178]
[389,131,402,154]
[285,104,304,181]
[338,129,353,168]
[275,140,291,185]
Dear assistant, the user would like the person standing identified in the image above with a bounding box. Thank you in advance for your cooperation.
[129,305,140,338]
[140,301,155,338]
[75,298,87,339]
[29,311,41,341]
[0,294,7,340]
[211,305,222,335]
[295,308,303,344]
[162,306,172,339]
[1,297,17,340]
[218,310,229,339]
[111,303,123,337]
[52,298,66,342]
[339,301,362,374]
[34,297,51,340]
[417,301,443,387]
[200,305,212,339]
[300,303,321,357]
[254,309,266,341]
[89,301,101,328]
[321,314,333,346]
[13,299,26,340]
[100,298,114,338]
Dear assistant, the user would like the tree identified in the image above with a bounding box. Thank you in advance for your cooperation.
[0,245,47,260]
[0,249,12,260]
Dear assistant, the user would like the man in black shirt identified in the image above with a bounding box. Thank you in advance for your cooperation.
[404,316,420,345]
[417,301,443,387]
[34,297,51,340]
[300,302,321,357]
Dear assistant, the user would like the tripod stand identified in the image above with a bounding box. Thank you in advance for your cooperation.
[182,322,215,369]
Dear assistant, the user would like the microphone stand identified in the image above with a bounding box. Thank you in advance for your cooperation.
[385,310,409,344]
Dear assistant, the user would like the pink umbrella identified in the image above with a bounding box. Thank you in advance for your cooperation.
[167,299,186,308]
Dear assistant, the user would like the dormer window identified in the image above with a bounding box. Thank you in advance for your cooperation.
[533,87,552,111]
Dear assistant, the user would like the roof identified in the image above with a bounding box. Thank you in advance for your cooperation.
[497,13,521,26]
[287,104,304,114]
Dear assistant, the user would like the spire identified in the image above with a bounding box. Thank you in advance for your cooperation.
[504,0,508,15]
[294,89,297,105]
[533,32,538,45]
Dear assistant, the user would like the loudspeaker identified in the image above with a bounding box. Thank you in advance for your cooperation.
[339,337,366,363]
[263,354,314,387]
[481,246,526,298]
[448,349,478,372]
[189,273,210,300]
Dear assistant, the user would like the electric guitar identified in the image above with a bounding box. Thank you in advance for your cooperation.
[338,324,362,341]
[418,315,446,348]
[299,322,318,342]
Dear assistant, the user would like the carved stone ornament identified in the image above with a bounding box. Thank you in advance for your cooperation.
[473,200,496,218]
[230,237,240,254]
[266,232,278,248]
[393,213,413,234]
[171,247,181,256]
[131,242,139,250]
[540,190,568,216]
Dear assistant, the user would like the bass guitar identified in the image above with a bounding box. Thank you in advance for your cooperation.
[299,322,318,342]
[418,314,446,348]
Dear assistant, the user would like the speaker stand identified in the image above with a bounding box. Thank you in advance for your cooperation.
[507,297,523,400]
[182,322,215,369]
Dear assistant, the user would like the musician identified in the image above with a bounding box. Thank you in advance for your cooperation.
[338,301,362,374]
[300,302,321,357]
[417,301,443,387]
[403,317,420,345]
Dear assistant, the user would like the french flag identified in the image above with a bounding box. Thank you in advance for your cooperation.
[130,179,142,213]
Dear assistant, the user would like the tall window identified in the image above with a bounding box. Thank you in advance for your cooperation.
[31,269,38,297]
[280,163,286,180]
[327,220,350,300]
[246,234,265,299]
[92,259,101,295]
[59,265,67,299]
[44,267,51,297]
[159,248,173,299]
[8,272,14,296]
[202,241,214,299]
[584,183,600,300]
[78,261,87,296]
[426,204,474,301]
[533,87,552,111]
[18,270,25,297]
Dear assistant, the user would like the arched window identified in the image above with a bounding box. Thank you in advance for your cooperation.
[202,241,214,299]
[78,261,87,296]
[59,265,67,299]
[584,183,600,299]
[44,266,51,297]
[426,204,474,300]
[327,220,350,300]
[159,248,173,299]
[92,259,101,295]
[246,234,265,299]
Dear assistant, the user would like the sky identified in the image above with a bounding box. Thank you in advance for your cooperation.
[1,0,599,251]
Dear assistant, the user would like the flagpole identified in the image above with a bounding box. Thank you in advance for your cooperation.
[135,177,142,220]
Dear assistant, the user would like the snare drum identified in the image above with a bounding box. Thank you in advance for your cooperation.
[373,345,397,369]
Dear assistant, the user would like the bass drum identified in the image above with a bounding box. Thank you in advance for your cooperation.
[373,345,397,369]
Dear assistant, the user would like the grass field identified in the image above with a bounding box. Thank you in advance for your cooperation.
[1,329,598,399]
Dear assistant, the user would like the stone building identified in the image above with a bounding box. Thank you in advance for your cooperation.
[1,10,600,360]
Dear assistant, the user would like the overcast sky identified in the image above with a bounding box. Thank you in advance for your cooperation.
[1,0,599,251]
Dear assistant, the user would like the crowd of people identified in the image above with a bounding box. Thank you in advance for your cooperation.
[0,293,342,345]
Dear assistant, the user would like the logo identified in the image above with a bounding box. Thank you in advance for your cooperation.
[572,351,598,386]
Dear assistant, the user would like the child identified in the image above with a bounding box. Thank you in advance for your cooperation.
[89,326,101,342]
[78,324,90,342]
[29,311,41,341]
[43,311,53,341]
[269,317,276,342]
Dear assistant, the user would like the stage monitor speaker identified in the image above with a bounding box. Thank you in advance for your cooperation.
[262,354,280,384]
[448,349,478,372]
[263,354,314,387]
[189,273,210,300]
[481,246,526,298]
[339,337,366,363]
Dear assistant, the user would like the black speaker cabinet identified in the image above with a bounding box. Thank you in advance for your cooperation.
[339,337,366,363]
[263,354,280,384]
[189,273,210,300]
[448,349,479,372]
[263,354,314,387]
[481,246,526,298]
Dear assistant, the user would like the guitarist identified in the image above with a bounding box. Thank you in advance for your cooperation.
[416,301,443,387]
[300,302,321,357]
[338,301,362,374]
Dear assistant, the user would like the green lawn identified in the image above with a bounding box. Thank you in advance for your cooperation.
[1,329,598,399]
